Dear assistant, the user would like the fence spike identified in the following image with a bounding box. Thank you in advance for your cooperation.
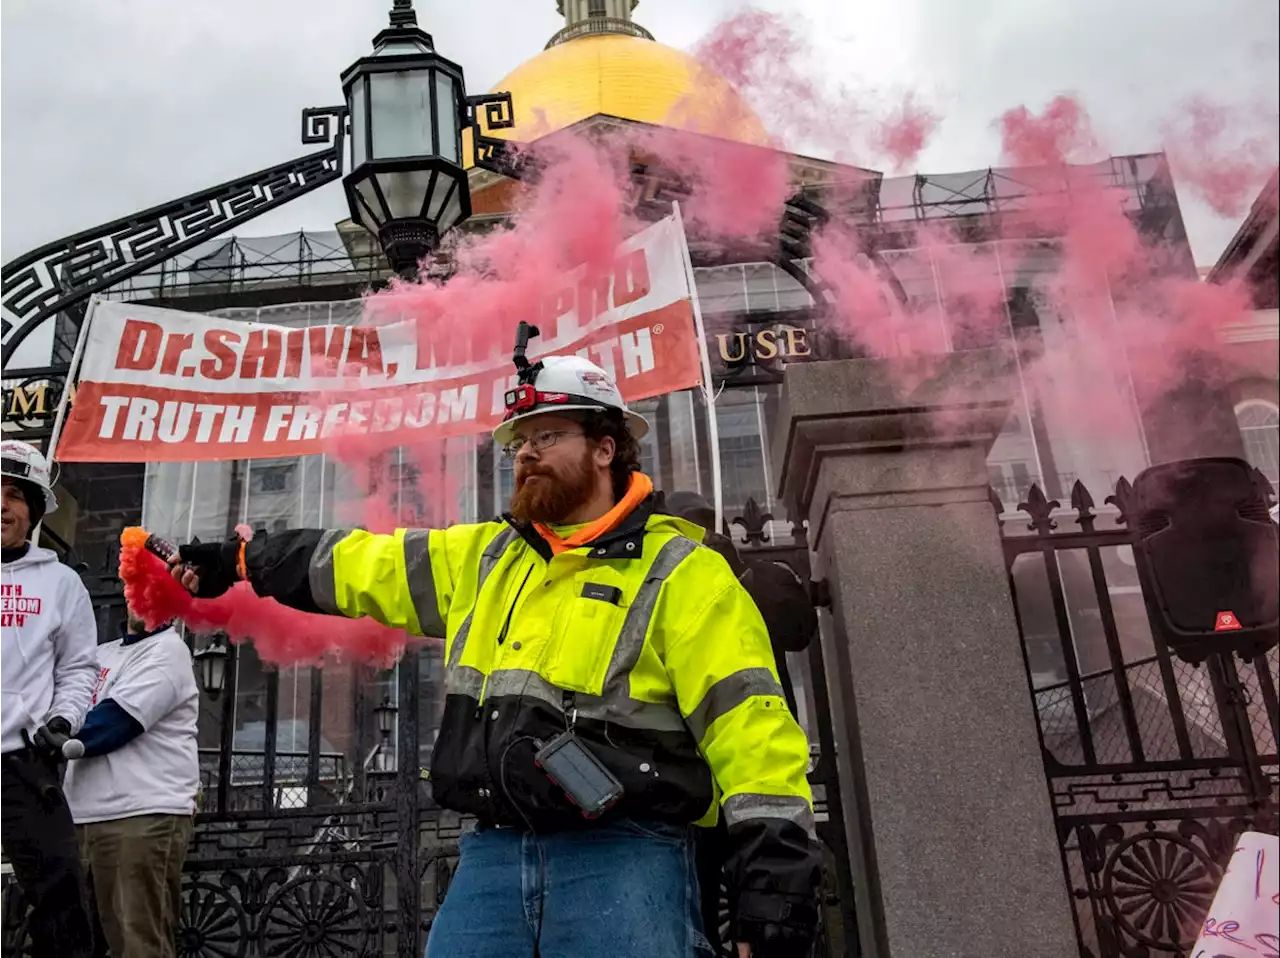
[1249,464,1277,505]
[1070,480,1096,528]
[1105,476,1134,525]
[732,497,773,545]
[1019,482,1060,533]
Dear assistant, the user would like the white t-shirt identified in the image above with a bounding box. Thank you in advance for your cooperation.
[64,627,200,824]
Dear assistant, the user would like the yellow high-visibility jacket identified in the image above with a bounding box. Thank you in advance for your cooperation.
[242,493,820,902]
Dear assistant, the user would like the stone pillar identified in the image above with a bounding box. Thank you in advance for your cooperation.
[773,350,1076,958]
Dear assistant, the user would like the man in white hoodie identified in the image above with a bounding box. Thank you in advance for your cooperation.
[0,439,98,957]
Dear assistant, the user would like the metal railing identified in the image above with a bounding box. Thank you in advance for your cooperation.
[546,16,653,48]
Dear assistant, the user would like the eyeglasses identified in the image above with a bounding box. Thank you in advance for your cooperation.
[501,430,583,460]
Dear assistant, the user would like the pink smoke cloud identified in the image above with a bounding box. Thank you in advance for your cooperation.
[1164,96,1279,217]
[167,7,1277,669]
[874,94,941,170]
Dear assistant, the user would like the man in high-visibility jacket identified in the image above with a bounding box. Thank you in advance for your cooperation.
[173,339,821,958]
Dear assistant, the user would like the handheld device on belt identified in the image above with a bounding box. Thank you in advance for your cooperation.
[534,691,624,818]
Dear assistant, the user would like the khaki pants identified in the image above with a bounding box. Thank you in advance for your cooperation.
[77,814,193,958]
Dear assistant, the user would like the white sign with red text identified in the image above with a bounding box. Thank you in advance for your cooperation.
[56,216,703,462]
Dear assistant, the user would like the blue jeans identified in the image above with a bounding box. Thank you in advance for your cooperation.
[426,818,715,958]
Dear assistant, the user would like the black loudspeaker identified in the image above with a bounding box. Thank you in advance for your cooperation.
[1128,457,1278,663]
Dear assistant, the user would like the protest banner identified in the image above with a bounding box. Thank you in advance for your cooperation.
[1191,830,1278,958]
[55,215,705,462]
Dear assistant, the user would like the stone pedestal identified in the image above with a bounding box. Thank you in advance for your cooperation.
[774,351,1076,958]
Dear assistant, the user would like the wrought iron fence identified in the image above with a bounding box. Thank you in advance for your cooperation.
[197,748,347,813]
[997,477,1279,958]
[722,500,858,958]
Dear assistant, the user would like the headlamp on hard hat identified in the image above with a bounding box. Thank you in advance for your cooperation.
[505,384,538,414]
[504,387,576,417]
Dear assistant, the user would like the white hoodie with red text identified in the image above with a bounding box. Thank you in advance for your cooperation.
[0,545,98,752]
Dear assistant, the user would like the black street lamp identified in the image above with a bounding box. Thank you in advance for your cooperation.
[373,695,399,772]
[374,695,399,737]
[341,0,472,277]
[193,639,230,698]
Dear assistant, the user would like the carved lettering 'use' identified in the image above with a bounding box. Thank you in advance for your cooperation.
[715,325,812,365]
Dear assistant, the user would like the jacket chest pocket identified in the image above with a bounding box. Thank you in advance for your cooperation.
[543,572,631,696]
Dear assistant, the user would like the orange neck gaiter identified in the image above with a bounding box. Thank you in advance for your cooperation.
[534,472,654,556]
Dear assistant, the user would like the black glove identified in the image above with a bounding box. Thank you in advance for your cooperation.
[32,716,73,756]
[178,539,242,598]
[736,888,819,958]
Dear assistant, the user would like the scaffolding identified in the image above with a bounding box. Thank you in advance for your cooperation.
[74,152,1188,309]
[92,228,388,307]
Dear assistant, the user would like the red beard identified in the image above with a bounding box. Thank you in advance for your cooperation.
[510,448,596,524]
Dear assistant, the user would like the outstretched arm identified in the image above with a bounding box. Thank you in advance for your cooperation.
[175,528,448,637]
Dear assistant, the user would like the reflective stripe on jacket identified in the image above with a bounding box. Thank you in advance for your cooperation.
[242,494,820,901]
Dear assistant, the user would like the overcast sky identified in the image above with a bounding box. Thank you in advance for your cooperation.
[3,0,1277,271]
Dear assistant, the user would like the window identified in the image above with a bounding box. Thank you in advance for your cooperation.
[1011,461,1034,499]
[588,0,606,15]
[251,464,295,494]
[714,399,769,517]
[987,460,1039,506]
[1006,286,1041,330]
[1236,400,1280,486]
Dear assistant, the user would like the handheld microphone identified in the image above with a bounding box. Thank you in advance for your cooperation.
[40,726,85,760]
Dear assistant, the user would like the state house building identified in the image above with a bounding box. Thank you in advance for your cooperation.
[6,2,1276,782]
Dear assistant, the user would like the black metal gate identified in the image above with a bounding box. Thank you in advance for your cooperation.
[998,478,1279,957]
[171,645,452,958]
[3,643,451,958]
[728,499,858,958]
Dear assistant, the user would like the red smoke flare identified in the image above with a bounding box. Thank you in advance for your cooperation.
[119,530,414,669]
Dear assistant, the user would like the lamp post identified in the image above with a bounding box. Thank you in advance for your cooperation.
[193,639,230,698]
[373,695,399,771]
[340,0,473,278]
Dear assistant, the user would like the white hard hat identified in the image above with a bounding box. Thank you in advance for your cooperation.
[492,355,649,447]
[0,439,58,515]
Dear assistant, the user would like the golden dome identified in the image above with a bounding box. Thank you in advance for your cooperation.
[464,34,771,168]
